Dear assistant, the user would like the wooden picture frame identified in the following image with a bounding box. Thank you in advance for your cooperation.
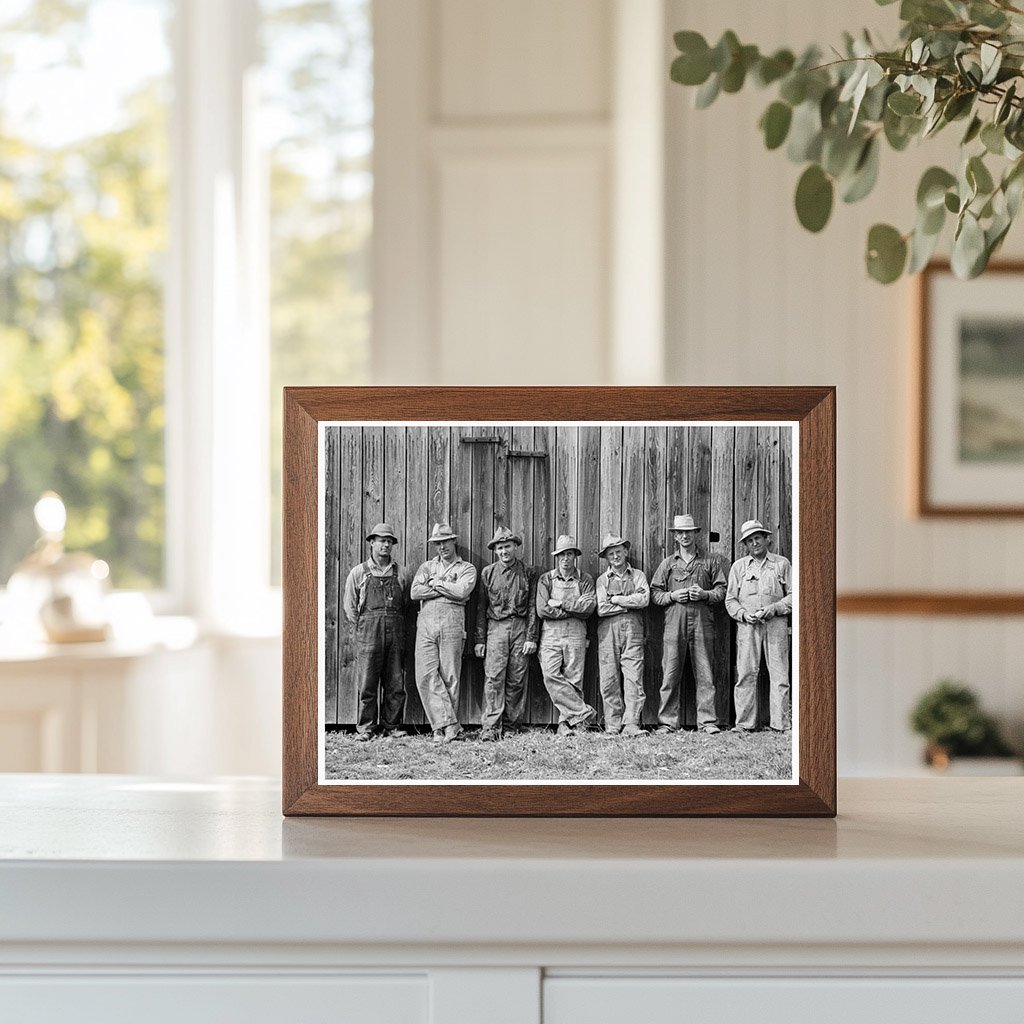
[283,387,836,816]
[916,261,1024,517]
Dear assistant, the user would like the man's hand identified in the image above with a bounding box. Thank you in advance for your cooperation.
[522,641,537,655]
[547,598,564,609]
[474,643,486,658]
[670,588,689,603]
[687,586,705,602]
[608,595,623,607]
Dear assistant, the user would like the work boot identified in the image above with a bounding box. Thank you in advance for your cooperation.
[621,723,644,738]
[556,722,574,737]
[388,728,410,738]
[442,724,464,743]
[478,728,499,742]
[701,724,721,735]
[354,730,373,742]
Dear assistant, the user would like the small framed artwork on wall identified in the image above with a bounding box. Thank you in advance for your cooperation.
[282,387,836,816]
[917,261,1024,516]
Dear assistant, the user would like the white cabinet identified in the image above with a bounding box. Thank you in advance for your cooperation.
[1,778,1022,1022]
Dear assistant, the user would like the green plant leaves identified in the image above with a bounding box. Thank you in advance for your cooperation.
[795,164,834,231]
[671,31,713,85]
[759,102,792,150]
[668,12,1024,284]
[866,224,907,283]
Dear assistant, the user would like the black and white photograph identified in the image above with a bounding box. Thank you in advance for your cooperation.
[318,420,798,785]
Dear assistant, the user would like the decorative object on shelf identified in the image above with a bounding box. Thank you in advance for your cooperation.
[670,0,1024,283]
[282,386,837,818]
[910,679,1018,771]
[5,492,111,644]
[916,261,1024,515]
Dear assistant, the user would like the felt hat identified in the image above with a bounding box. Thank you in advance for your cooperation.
[487,526,523,550]
[598,533,631,558]
[365,522,399,543]
[739,519,771,543]
[551,534,582,557]
[428,522,458,543]
[670,514,700,532]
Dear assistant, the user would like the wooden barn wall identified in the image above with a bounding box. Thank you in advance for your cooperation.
[324,424,793,727]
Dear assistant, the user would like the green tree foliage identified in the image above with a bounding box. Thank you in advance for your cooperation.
[909,679,1014,755]
[0,2,168,587]
[671,0,1024,283]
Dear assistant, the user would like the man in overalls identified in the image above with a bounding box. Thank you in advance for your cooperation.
[411,523,478,742]
[595,533,650,737]
[650,514,727,735]
[342,522,412,741]
[536,534,598,735]
[473,526,539,741]
[725,519,794,732]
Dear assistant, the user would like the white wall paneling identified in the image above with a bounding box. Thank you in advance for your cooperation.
[665,0,1024,775]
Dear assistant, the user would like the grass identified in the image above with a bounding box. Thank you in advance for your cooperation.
[324,726,793,782]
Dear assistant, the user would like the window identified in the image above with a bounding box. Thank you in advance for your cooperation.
[262,0,373,582]
[0,0,172,589]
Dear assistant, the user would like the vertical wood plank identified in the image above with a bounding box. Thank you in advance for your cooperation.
[666,424,689,525]
[578,425,602,716]
[599,425,623,536]
[642,426,668,725]
[362,426,385,540]
[337,426,363,725]
[577,426,602,579]
[323,426,341,727]
[427,426,452,553]
[710,425,736,726]
[758,425,782,549]
[511,425,535,564]
[688,424,712,536]
[452,426,477,723]
[403,427,428,725]
[531,424,556,724]
[494,424,512,531]
[780,424,794,559]
[463,426,495,723]
[733,424,760,726]
[554,425,579,542]
[383,427,407,555]
[621,426,645,563]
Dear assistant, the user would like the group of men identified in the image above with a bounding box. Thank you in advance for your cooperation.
[341,515,793,743]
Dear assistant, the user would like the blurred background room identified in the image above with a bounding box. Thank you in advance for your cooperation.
[1,0,1021,779]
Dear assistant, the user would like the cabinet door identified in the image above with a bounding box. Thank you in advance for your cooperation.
[0,974,427,1024]
[544,977,1024,1023]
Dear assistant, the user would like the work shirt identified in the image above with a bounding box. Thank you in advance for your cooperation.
[725,552,794,620]
[474,558,540,645]
[596,564,650,617]
[536,567,596,621]
[410,555,477,606]
[650,550,726,606]
[342,559,411,624]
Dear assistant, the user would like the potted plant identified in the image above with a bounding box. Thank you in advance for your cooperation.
[909,680,1019,772]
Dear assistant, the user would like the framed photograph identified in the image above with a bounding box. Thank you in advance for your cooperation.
[917,261,1024,516]
[283,387,835,816]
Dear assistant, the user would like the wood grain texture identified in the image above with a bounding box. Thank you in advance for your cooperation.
[837,593,1024,615]
[283,386,835,817]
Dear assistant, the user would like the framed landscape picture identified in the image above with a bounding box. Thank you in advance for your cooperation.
[917,262,1024,516]
[282,387,836,816]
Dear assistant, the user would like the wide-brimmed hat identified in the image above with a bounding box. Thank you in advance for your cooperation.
[551,534,582,557]
[428,522,458,543]
[670,514,700,532]
[365,522,399,543]
[740,519,770,543]
[598,532,631,558]
[487,526,522,550]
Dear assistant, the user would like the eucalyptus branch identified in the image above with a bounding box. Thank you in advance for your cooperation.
[670,1,1024,283]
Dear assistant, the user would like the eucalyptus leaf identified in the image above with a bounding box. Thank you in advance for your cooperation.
[866,223,908,283]
[710,31,740,74]
[888,91,921,115]
[967,154,995,195]
[779,74,807,106]
[981,122,1005,155]
[951,211,986,278]
[908,221,943,273]
[970,2,1009,30]
[694,73,721,109]
[995,82,1017,124]
[945,190,962,213]
[795,164,834,232]
[980,42,1002,86]
[760,101,793,150]
[962,115,983,145]
[754,50,795,87]
[787,100,824,162]
[917,166,957,210]
[842,137,881,203]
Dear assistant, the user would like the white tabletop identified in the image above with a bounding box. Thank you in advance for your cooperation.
[1,775,1022,949]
